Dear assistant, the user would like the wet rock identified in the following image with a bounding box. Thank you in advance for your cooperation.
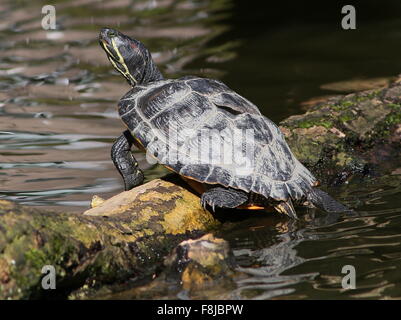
[164,234,237,292]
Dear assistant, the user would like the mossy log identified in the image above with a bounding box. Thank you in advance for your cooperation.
[1,79,400,299]
[0,179,218,299]
[280,78,401,184]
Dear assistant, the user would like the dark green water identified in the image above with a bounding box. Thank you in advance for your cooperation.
[1,0,401,299]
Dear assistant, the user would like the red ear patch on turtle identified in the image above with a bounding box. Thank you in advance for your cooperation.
[130,43,137,50]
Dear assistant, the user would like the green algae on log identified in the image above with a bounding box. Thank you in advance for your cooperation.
[0,179,218,300]
[280,78,401,185]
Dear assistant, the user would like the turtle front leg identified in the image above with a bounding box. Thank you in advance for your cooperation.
[200,187,248,212]
[111,130,144,191]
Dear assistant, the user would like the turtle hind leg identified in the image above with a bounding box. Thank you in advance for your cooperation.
[200,187,248,212]
[307,188,351,213]
[274,198,298,219]
[111,130,144,191]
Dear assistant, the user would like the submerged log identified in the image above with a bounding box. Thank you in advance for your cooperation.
[1,78,400,299]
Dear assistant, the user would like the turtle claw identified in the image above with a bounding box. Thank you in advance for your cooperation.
[200,197,206,210]
[200,194,215,212]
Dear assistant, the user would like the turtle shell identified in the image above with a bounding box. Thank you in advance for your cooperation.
[118,77,317,201]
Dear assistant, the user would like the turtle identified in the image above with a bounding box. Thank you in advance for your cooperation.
[99,27,349,219]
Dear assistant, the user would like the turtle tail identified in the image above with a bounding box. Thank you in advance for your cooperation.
[307,188,351,213]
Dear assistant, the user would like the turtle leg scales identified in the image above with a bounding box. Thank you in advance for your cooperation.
[200,187,248,211]
[111,130,144,191]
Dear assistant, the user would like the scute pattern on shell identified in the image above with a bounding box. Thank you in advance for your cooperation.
[118,77,317,201]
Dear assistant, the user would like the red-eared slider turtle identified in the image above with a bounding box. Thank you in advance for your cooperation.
[99,28,349,219]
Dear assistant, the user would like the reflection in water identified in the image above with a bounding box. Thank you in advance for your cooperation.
[0,0,236,210]
[234,223,320,300]
[228,179,401,300]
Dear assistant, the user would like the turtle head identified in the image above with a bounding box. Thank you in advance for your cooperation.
[99,28,163,86]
